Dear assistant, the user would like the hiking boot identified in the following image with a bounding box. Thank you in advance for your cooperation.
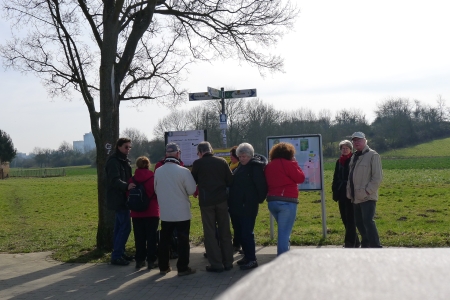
[206,266,224,273]
[159,267,172,275]
[147,261,158,270]
[224,265,233,271]
[122,254,135,261]
[135,261,146,269]
[178,267,196,276]
[240,260,258,270]
[111,257,130,266]
[236,257,248,266]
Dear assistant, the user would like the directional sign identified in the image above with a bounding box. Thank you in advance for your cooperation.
[189,92,217,101]
[207,87,222,99]
[223,89,257,99]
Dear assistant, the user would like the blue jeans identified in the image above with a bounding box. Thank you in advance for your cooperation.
[268,201,297,256]
[237,216,257,261]
[354,201,381,248]
[111,209,131,260]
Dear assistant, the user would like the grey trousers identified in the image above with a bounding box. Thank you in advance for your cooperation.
[200,201,234,269]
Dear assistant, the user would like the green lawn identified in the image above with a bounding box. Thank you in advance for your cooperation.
[1,142,450,262]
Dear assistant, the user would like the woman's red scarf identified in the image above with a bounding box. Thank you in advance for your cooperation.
[339,152,353,166]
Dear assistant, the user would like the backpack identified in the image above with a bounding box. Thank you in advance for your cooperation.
[126,176,152,212]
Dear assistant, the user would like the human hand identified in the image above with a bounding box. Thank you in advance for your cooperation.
[128,183,136,190]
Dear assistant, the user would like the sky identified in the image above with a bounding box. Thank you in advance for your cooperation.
[1,1,450,154]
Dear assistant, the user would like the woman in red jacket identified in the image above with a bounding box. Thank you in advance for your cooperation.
[264,142,305,256]
[128,156,160,269]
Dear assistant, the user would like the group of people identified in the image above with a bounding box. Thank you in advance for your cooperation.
[105,131,383,277]
[105,138,308,276]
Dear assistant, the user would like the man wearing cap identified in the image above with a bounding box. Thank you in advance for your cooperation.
[154,143,197,276]
[347,132,383,248]
[191,141,234,272]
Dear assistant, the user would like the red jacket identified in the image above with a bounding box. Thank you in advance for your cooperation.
[128,168,160,218]
[264,158,305,198]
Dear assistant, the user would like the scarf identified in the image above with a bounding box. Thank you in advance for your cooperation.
[229,161,239,171]
[339,152,353,166]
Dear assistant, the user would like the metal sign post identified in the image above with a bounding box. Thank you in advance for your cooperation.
[189,87,257,148]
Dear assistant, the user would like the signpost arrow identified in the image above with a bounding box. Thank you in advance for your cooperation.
[223,89,257,99]
[207,87,222,99]
[189,92,217,101]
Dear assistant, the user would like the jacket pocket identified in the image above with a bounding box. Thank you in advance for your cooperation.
[355,188,368,201]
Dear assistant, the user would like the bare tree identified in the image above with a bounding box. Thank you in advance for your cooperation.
[1,0,298,249]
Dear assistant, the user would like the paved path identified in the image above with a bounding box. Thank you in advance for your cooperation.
[3,246,449,300]
[0,245,284,300]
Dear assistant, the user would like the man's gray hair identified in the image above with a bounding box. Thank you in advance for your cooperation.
[197,141,212,154]
[236,143,254,158]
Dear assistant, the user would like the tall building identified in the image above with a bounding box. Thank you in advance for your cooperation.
[83,132,96,152]
[73,141,84,153]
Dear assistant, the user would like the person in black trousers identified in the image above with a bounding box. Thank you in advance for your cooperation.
[332,140,360,248]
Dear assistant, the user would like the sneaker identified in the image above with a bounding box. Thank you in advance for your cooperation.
[236,257,248,266]
[159,267,172,275]
[178,267,196,276]
[122,254,135,261]
[240,260,258,270]
[111,257,130,266]
[135,261,146,269]
[205,266,224,273]
[147,262,158,270]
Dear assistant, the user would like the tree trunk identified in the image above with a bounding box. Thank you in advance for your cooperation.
[95,3,121,250]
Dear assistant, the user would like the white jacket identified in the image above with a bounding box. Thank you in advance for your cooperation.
[154,163,197,221]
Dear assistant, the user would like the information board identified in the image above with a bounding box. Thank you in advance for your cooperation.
[165,130,207,167]
[266,134,323,191]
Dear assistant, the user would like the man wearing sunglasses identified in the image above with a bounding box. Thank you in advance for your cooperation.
[106,137,136,266]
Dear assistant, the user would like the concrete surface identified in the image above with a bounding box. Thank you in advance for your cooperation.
[1,246,449,299]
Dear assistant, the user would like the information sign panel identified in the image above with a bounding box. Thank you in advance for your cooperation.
[165,130,207,167]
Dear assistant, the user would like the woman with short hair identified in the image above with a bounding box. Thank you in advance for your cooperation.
[265,142,305,256]
[332,140,360,248]
[128,156,160,269]
[228,143,267,270]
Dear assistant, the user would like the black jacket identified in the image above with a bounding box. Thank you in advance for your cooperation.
[105,151,132,211]
[332,157,351,201]
[228,157,267,217]
[191,153,233,207]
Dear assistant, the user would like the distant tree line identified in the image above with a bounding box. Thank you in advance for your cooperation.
[11,96,450,168]
[152,96,450,157]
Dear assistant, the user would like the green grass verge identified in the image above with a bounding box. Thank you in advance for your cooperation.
[1,162,450,263]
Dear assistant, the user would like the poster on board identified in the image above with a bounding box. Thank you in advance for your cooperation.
[266,134,323,190]
[165,130,207,166]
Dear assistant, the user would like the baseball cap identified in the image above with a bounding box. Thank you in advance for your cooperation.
[166,143,180,152]
[351,132,366,140]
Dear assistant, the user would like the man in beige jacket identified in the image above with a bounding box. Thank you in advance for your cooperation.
[346,132,383,248]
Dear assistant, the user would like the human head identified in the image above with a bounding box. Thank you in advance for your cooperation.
[339,140,353,155]
[230,146,239,164]
[165,142,181,159]
[135,156,150,169]
[269,142,295,161]
[197,141,213,156]
[115,137,132,155]
[351,132,367,151]
[236,143,254,165]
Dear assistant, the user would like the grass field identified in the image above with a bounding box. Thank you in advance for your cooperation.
[1,140,449,262]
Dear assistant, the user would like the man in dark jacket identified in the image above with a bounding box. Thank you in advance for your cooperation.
[191,141,234,272]
[105,137,136,266]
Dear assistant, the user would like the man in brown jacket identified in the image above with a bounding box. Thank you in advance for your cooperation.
[191,141,234,272]
[347,132,383,248]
